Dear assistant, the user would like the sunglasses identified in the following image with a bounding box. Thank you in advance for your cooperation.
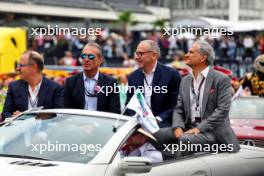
[80,53,96,60]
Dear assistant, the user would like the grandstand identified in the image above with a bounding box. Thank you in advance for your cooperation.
[0,0,171,29]
[0,0,162,17]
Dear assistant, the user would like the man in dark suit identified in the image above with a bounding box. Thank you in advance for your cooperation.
[126,40,181,127]
[64,42,120,114]
[172,40,240,153]
[1,51,64,120]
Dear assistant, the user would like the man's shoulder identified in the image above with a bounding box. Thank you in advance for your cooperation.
[158,63,179,74]
[65,73,82,83]
[43,77,62,88]
[154,63,181,81]
[128,68,142,79]
[99,72,117,84]
[8,79,27,89]
[128,63,180,79]
[181,74,192,82]
[211,69,230,81]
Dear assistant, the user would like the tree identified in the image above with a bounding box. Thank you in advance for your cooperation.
[152,18,166,31]
[116,11,137,35]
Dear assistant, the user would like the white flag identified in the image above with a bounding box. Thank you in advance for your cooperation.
[232,86,243,101]
[126,89,159,133]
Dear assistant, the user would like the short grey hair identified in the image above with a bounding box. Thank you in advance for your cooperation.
[195,40,215,65]
[141,40,160,56]
[83,42,102,57]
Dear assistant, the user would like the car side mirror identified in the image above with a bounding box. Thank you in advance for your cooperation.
[118,157,152,174]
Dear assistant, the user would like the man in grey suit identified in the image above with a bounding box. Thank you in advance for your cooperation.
[172,40,240,154]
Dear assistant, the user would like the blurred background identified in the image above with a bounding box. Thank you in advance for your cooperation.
[0,0,264,112]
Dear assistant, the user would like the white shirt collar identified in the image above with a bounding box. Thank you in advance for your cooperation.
[143,61,157,75]
[83,70,99,81]
[191,66,210,80]
[201,66,210,78]
[28,78,42,93]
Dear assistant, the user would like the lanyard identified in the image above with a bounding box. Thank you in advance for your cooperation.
[191,77,205,110]
[143,74,152,87]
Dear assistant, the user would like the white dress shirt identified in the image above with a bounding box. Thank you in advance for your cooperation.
[28,80,42,110]
[190,66,210,123]
[83,71,99,111]
[143,61,157,109]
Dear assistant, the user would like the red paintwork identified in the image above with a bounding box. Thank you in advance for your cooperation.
[230,119,264,140]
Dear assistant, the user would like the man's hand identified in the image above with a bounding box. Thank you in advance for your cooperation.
[174,128,184,138]
[185,128,200,135]
[12,111,21,116]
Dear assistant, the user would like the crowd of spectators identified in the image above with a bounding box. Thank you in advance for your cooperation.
[1,30,264,109]
[27,30,264,69]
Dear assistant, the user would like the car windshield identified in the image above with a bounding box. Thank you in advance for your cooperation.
[0,113,125,164]
[229,98,264,119]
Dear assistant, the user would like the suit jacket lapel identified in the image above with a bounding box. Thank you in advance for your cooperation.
[201,68,214,117]
[96,73,104,111]
[78,73,85,109]
[138,71,144,92]
[184,75,192,120]
[21,81,29,110]
[151,63,162,87]
[151,63,162,108]
[38,77,50,107]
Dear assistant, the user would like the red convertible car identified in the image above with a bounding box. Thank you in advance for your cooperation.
[229,96,264,147]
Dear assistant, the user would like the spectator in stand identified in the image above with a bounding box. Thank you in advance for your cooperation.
[243,35,254,58]
[258,34,264,54]
[59,51,77,66]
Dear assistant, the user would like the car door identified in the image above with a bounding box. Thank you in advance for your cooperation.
[200,149,264,176]
[106,154,211,176]
[136,155,211,176]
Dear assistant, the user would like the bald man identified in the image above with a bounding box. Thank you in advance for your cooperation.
[126,40,181,127]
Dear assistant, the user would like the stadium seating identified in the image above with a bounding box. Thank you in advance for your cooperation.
[33,0,108,10]
[0,0,153,14]
[105,0,152,14]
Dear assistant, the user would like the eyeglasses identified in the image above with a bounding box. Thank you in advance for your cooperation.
[134,51,153,57]
[16,63,33,68]
[80,53,96,60]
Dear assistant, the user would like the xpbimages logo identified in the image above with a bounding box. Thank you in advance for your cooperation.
[30,25,102,38]
[163,142,234,154]
[31,141,102,155]
[95,83,168,96]
[163,25,234,38]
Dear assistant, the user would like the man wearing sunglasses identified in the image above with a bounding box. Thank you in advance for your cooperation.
[126,40,181,127]
[1,51,64,121]
[64,42,120,114]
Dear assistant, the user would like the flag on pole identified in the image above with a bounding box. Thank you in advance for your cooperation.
[126,89,159,133]
[232,86,243,101]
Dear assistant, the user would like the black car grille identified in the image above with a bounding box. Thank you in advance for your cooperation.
[10,160,57,167]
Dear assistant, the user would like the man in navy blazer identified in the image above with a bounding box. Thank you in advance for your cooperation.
[64,42,120,114]
[1,51,64,120]
[126,40,181,127]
